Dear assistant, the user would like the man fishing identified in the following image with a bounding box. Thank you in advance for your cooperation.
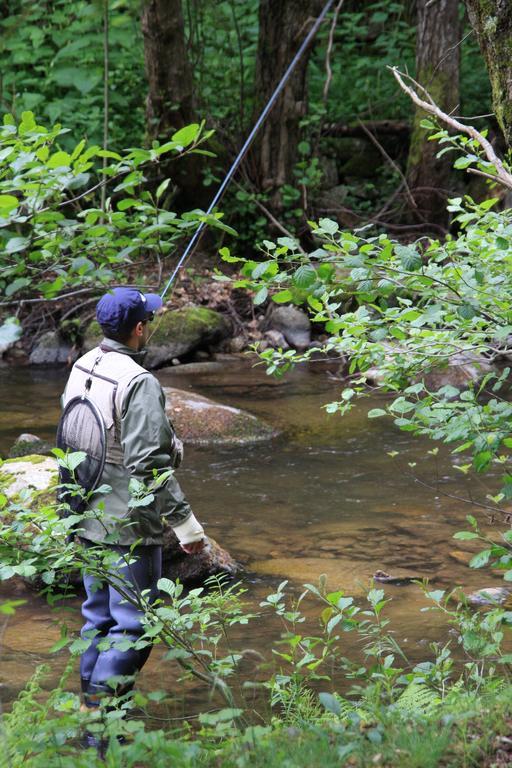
[60,287,206,714]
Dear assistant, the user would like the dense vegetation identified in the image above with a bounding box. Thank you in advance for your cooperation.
[2,1,512,765]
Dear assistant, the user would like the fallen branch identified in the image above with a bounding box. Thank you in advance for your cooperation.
[321,119,410,139]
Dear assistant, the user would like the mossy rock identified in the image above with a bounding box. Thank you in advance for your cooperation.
[0,455,59,520]
[82,319,102,351]
[164,387,278,445]
[82,307,231,369]
[145,307,231,368]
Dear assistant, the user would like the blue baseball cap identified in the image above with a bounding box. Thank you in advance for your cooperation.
[96,287,163,336]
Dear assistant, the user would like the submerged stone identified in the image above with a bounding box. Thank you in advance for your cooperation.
[465,587,512,607]
[163,386,278,445]
[250,557,371,591]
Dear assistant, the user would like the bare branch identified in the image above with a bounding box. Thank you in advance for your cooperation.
[357,119,418,210]
[390,66,512,190]
[323,0,345,105]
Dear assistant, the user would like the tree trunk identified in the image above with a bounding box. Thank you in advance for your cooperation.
[465,0,512,147]
[252,0,322,209]
[141,0,201,203]
[406,0,460,226]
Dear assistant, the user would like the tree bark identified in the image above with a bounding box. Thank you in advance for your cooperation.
[465,0,512,147]
[406,0,460,226]
[141,0,201,202]
[252,0,323,209]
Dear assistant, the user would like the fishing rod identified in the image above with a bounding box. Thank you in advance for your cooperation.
[159,0,337,301]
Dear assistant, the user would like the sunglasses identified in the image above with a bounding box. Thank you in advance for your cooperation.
[142,311,155,324]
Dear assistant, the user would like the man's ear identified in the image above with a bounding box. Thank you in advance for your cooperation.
[134,321,145,337]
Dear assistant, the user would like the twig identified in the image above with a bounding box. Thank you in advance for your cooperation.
[357,118,418,210]
[390,66,512,190]
[232,179,306,253]
[322,0,344,105]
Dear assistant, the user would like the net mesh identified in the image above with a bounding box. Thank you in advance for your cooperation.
[56,396,106,513]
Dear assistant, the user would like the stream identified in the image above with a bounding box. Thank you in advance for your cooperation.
[0,357,503,714]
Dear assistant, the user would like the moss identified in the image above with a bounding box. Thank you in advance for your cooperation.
[83,319,102,347]
[0,455,58,515]
[82,307,228,350]
[4,454,48,466]
[151,307,228,344]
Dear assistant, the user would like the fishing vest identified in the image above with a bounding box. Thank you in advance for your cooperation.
[62,346,149,465]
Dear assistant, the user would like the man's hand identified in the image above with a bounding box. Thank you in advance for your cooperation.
[180,538,206,555]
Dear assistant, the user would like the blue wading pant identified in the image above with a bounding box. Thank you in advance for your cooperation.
[79,539,162,698]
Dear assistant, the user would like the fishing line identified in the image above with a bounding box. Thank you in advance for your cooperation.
[159,0,336,301]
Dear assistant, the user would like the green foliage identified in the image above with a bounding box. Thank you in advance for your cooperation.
[226,190,512,512]
[0,0,146,150]
[0,113,229,306]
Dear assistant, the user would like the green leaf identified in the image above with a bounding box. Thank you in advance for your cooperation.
[292,264,316,289]
[469,549,492,569]
[0,194,19,212]
[254,286,268,305]
[453,531,479,540]
[6,237,29,254]
[47,151,71,169]
[5,277,30,297]
[172,124,200,147]
[252,261,273,279]
[219,247,242,263]
[396,245,422,271]
[156,178,170,199]
[368,408,387,418]
[319,692,341,715]
[272,290,293,304]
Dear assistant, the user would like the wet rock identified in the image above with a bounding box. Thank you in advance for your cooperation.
[372,569,418,585]
[422,352,495,392]
[266,306,311,350]
[0,455,58,502]
[83,307,231,368]
[145,308,231,368]
[29,332,75,366]
[163,386,278,445]
[228,335,247,353]
[8,433,53,459]
[159,361,224,376]
[465,587,512,607]
[162,526,240,583]
[264,329,289,350]
[449,550,472,566]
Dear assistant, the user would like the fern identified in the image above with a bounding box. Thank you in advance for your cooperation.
[394,682,441,717]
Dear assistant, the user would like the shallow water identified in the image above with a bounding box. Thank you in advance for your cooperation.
[0,357,504,711]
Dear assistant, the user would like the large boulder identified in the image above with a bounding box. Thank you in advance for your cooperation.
[0,455,58,509]
[0,455,239,586]
[29,331,75,366]
[164,387,278,445]
[82,307,231,369]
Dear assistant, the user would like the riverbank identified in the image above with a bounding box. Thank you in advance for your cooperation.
[1,269,324,369]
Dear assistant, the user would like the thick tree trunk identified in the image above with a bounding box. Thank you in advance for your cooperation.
[465,0,512,147]
[253,0,322,209]
[406,0,460,226]
[141,0,201,202]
